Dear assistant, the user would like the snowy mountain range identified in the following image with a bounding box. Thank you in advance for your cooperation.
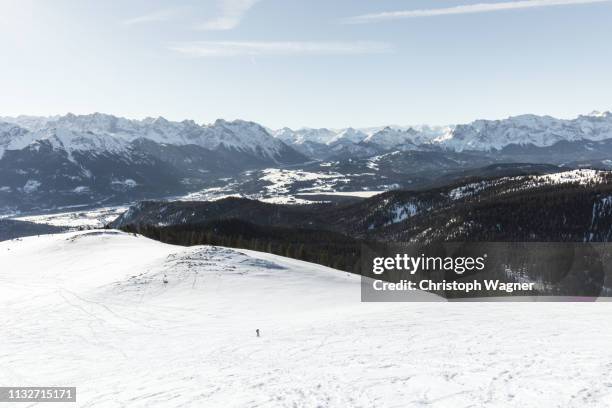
[2,110,611,163]
[272,124,450,159]
[444,111,612,152]
[0,113,306,213]
[274,111,612,157]
[2,110,612,214]
[3,109,612,160]
[0,113,302,162]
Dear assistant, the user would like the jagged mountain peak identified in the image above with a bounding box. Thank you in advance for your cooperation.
[363,126,421,150]
[0,113,305,162]
[439,111,612,152]
[267,110,612,158]
[328,127,367,146]
[4,109,612,161]
[213,118,268,132]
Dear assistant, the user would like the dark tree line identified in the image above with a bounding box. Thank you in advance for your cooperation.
[120,218,366,274]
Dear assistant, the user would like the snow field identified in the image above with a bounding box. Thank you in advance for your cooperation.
[2,231,612,407]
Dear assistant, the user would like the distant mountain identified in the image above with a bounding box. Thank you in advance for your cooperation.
[271,125,450,159]
[1,113,303,162]
[0,113,307,213]
[273,111,612,160]
[328,128,367,145]
[6,110,611,165]
[272,127,337,146]
[3,110,612,214]
[362,127,422,151]
[271,127,377,159]
[441,112,612,152]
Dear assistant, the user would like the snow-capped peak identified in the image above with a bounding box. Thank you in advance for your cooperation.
[327,128,367,145]
[0,113,296,162]
[272,127,337,145]
[435,112,612,152]
[4,109,612,159]
[204,119,289,159]
[363,127,420,150]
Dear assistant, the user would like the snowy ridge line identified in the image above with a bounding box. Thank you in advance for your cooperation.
[273,110,612,153]
[0,113,295,161]
[3,109,612,161]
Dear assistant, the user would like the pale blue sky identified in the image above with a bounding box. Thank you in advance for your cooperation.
[1,0,611,128]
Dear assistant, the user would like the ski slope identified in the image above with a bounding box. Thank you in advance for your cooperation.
[2,231,612,407]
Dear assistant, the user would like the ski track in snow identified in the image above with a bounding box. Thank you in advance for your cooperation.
[2,231,612,407]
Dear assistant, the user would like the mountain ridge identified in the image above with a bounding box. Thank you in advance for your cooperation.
[0,113,303,162]
[3,110,612,160]
[273,110,612,156]
[3,110,612,214]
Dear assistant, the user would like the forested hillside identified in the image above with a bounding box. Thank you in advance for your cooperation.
[112,170,612,277]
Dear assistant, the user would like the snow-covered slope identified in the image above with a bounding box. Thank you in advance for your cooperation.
[3,230,612,407]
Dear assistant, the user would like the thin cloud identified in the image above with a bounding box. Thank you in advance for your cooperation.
[123,8,183,26]
[168,41,393,57]
[197,0,260,30]
[344,0,612,23]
